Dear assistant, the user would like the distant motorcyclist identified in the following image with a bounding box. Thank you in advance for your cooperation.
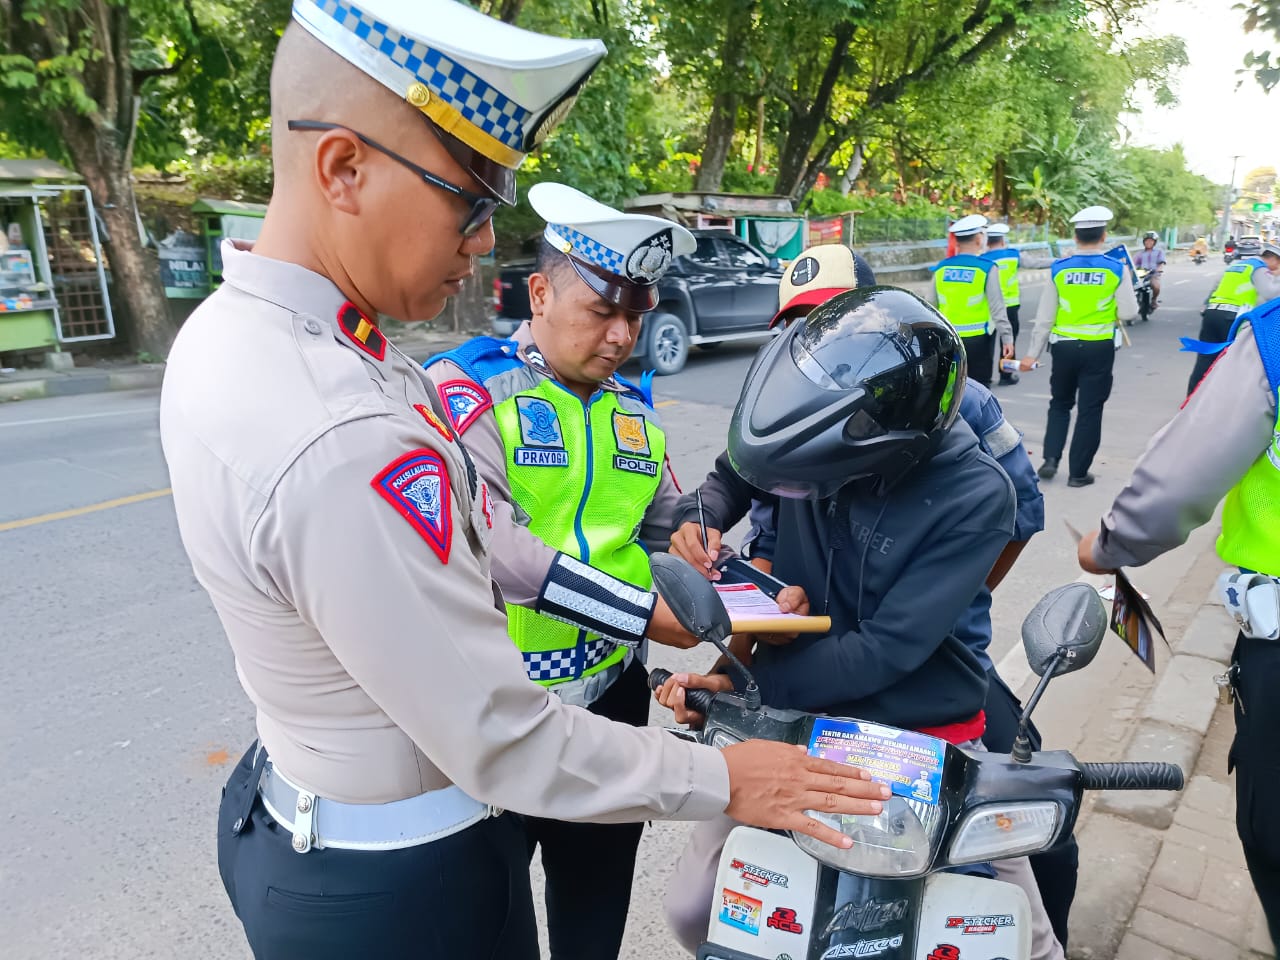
[1132,231,1167,309]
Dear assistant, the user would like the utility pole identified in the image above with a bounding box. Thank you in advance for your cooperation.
[1221,154,1241,245]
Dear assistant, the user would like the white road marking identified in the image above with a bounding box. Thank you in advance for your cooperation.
[0,407,155,429]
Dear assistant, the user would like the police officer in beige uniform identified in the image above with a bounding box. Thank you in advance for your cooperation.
[160,3,886,958]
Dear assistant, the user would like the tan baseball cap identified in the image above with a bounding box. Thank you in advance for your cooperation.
[771,243,878,327]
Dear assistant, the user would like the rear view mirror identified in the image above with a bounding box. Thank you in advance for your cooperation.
[650,553,732,646]
[1022,583,1106,678]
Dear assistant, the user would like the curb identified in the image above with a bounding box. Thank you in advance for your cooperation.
[1072,567,1237,957]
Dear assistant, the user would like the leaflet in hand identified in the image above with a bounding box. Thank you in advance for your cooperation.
[713,582,831,634]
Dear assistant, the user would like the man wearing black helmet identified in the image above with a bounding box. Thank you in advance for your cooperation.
[656,286,1066,959]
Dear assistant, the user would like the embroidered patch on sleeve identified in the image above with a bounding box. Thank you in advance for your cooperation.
[371,450,452,563]
[437,380,493,435]
[413,403,453,443]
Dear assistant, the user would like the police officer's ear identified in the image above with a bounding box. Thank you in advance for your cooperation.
[309,128,368,217]
[528,271,555,319]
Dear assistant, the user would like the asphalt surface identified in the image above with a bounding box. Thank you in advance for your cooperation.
[0,257,1229,958]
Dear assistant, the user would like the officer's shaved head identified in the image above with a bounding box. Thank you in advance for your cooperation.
[269,23,400,180]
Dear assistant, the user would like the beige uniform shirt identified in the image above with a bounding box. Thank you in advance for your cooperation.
[427,321,680,608]
[1027,252,1138,359]
[160,240,729,818]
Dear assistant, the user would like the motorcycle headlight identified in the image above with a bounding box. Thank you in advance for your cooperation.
[946,801,1060,865]
[790,795,946,878]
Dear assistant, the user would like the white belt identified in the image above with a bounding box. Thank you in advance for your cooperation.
[1208,302,1248,315]
[258,761,494,854]
[551,648,634,709]
[1219,571,1280,640]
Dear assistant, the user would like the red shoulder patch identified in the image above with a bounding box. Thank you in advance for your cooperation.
[371,450,452,563]
[413,403,453,443]
[437,379,493,435]
[337,301,387,361]
[480,482,493,529]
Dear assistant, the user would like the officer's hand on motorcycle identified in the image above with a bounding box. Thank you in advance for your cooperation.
[1002,342,1016,359]
[654,671,733,727]
[670,521,722,580]
[1076,529,1116,575]
[754,585,809,646]
[722,742,889,848]
[646,597,701,650]
[1018,356,1038,372]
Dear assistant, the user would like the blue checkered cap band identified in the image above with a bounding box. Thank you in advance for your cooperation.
[293,0,606,159]
[548,225,626,275]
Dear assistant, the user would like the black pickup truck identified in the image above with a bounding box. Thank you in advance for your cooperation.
[491,228,784,375]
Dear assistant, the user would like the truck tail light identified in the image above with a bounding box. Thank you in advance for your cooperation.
[493,277,502,312]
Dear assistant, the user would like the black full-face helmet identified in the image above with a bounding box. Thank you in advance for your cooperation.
[728,286,966,500]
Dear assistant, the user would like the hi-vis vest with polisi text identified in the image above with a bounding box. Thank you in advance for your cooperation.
[933,254,995,337]
[1209,258,1264,309]
[1050,254,1123,341]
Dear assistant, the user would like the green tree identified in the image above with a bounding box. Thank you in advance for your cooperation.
[0,0,220,356]
[1237,1,1280,90]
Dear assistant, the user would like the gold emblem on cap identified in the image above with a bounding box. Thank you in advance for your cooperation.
[559,239,573,253]
[406,83,432,108]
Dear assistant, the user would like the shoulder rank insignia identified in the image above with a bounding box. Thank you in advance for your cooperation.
[413,403,453,443]
[371,450,452,563]
[337,302,387,361]
[438,379,493,435]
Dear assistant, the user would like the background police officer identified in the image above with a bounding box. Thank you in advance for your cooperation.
[159,3,888,957]
[928,214,1015,387]
[1020,205,1138,488]
[426,183,737,960]
[1077,297,1280,950]
[1187,241,1280,393]
[984,221,1022,386]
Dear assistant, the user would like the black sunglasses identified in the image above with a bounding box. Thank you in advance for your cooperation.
[287,120,499,237]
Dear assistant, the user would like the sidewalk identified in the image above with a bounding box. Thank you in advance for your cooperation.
[0,326,472,402]
[1068,546,1275,959]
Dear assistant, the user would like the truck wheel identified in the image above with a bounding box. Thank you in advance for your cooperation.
[646,313,689,376]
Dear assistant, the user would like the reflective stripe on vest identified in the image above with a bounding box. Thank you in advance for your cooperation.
[984,249,1021,306]
[1209,259,1262,309]
[933,255,994,337]
[491,376,665,684]
[1050,254,1123,341]
[1217,308,1280,577]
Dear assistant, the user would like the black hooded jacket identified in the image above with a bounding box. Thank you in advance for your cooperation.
[680,419,1014,730]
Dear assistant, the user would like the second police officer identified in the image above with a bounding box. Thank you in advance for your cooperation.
[425,183,747,959]
[1186,240,1280,394]
[984,221,1022,386]
[928,214,1016,388]
[1020,205,1138,488]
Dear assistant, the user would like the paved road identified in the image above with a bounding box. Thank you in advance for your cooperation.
[0,258,1228,958]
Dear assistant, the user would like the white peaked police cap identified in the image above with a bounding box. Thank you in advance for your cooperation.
[949,214,989,237]
[1070,205,1114,229]
[531,182,696,313]
[985,222,1011,236]
[291,0,606,203]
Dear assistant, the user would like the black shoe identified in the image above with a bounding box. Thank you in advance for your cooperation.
[1038,458,1059,480]
[1067,473,1095,487]
[998,373,1020,386]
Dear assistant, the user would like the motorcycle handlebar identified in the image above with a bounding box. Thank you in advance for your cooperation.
[648,667,717,715]
[1078,761,1184,792]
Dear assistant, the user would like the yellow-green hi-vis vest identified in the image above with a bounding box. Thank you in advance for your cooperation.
[1216,308,1280,579]
[933,255,996,337]
[1050,254,1123,341]
[430,339,666,685]
[983,248,1021,306]
[1209,258,1264,309]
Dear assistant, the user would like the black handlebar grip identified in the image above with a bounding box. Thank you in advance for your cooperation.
[1079,761,1185,791]
[647,668,717,715]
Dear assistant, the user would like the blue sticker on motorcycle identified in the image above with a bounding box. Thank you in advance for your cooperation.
[807,718,945,806]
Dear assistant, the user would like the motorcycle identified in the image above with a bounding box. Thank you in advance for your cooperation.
[1190,250,1207,265]
[647,553,1184,960]
[1131,268,1155,325]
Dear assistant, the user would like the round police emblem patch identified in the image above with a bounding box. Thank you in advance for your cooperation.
[789,256,820,286]
[627,230,673,282]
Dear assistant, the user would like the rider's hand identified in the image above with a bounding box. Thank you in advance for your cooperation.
[1002,341,1016,359]
[1019,356,1037,372]
[723,741,890,848]
[654,671,734,727]
[752,585,809,646]
[645,596,700,649]
[670,521,722,581]
[1076,529,1116,575]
